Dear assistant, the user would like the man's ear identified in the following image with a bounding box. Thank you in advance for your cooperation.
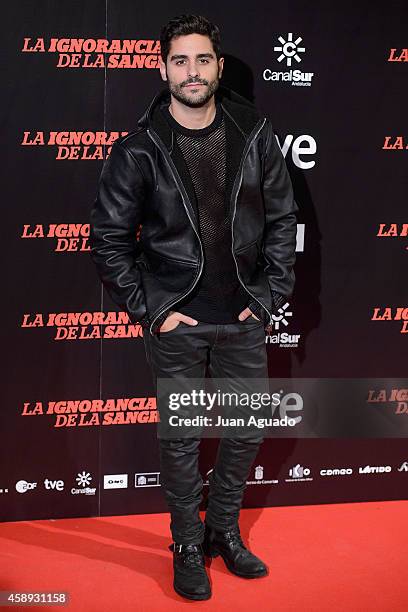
[218,56,224,79]
[159,57,167,82]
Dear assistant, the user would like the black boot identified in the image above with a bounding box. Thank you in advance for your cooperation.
[168,542,211,600]
[202,522,268,578]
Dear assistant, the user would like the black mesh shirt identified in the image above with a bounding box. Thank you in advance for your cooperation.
[160,101,255,324]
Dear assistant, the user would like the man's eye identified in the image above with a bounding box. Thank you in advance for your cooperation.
[175,59,209,65]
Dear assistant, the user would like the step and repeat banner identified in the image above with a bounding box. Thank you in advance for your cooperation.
[1,1,407,522]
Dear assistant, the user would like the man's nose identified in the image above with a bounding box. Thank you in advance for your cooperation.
[187,64,200,78]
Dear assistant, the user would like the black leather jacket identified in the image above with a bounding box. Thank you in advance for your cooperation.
[89,85,299,337]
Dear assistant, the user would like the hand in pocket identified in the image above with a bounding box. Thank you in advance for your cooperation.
[159,310,199,332]
[238,307,260,322]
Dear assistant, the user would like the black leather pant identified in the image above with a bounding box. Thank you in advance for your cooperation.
[143,316,268,545]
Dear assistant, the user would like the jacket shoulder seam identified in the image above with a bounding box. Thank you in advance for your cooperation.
[120,126,147,144]
[117,139,147,183]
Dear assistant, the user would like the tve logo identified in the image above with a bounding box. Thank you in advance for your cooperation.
[103,474,128,489]
[44,478,64,491]
[278,134,317,170]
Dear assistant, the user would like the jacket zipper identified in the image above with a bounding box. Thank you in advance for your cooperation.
[146,128,204,336]
[230,117,275,336]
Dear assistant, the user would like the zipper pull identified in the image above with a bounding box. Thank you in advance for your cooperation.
[265,315,273,337]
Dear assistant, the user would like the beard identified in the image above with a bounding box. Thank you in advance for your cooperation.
[166,72,220,108]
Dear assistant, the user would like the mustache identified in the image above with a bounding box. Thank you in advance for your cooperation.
[182,80,207,86]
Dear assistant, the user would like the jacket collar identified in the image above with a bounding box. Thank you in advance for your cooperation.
[137,84,262,151]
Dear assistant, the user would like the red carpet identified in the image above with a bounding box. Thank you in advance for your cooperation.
[0,501,406,611]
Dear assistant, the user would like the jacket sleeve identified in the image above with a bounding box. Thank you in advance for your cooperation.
[247,289,287,323]
[89,140,151,328]
[260,119,299,301]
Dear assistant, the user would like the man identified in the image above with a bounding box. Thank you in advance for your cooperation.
[89,14,298,601]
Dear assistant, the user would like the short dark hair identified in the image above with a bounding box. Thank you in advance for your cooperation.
[159,14,222,65]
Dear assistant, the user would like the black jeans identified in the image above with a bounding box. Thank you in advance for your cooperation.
[143,316,268,545]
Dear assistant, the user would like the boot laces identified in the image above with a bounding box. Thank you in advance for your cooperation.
[224,527,245,550]
[176,543,204,567]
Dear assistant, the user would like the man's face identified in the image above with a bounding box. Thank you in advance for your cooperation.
[159,33,224,108]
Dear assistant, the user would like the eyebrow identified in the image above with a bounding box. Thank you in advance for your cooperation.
[169,53,215,61]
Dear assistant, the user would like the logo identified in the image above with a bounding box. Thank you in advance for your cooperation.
[263,33,314,87]
[247,464,278,486]
[285,464,313,482]
[265,302,301,348]
[71,471,96,495]
[255,465,264,480]
[16,480,37,493]
[398,462,408,472]
[274,33,305,67]
[103,474,128,489]
[76,471,92,487]
[44,478,64,491]
[135,472,160,487]
[320,468,353,476]
[358,465,392,474]
[270,302,293,330]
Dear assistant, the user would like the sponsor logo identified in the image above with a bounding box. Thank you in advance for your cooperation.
[71,471,97,495]
[397,462,408,472]
[358,465,392,474]
[274,32,305,66]
[320,468,353,476]
[269,301,293,330]
[44,478,64,491]
[16,480,37,493]
[135,472,160,487]
[266,331,301,348]
[264,301,301,348]
[204,466,279,486]
[103,474,128,489]
[247,464,279,485]
[263,32,314,86]
[255,465,264,480]
[285,464,313,482]
[76,471,92,487]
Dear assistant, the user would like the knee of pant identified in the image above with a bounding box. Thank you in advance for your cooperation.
[239,436,265,446]
[226,436,264,446]
[159,437,201,449]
